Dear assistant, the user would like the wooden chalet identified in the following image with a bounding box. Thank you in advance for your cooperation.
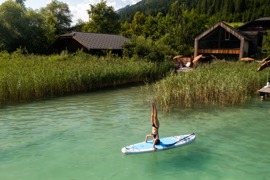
[194,22,249,60]
[238,17,270,55]
[194,17,270,60]
[51,32,129,55]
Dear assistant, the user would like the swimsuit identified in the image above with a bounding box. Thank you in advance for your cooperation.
[151,124,160,145]
[152,124,158,138]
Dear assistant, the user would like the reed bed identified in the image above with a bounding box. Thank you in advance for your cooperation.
[0,51,172,106]
[152,61,268,111]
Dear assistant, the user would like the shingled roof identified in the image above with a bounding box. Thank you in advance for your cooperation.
[53,32,129,51]
[238,17,270,32]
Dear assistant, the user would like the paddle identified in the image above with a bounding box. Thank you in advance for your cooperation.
[164,133,195,147]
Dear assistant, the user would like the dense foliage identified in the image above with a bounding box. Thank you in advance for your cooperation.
[118,0,270,56]
[40,0,72,35]
[1,0,270,57]
[118,0,270,23]
[123,36,177,62]
[117,0,175,22]
[82,0,121,34]
[194,0,270,22]
[0,0,71,54]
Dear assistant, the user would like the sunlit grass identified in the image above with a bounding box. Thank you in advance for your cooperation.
[0,51,173,106]
[151,61,268,111]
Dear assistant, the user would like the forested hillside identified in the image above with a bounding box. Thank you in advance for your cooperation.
[195,0,270,22]
[117,0,175,22]
[118,0,270,22]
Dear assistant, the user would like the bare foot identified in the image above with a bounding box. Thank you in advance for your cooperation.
[153,147,157,151]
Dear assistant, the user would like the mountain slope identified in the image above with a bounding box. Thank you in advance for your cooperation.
[117,0,270,23]
[117,0,176,22]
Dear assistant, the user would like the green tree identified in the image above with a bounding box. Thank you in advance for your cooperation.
[121,21,133,37]
[143,13,169,40]
[123,36,176,62]
[40,0,72,35]
[130,12,146,36]
[143,15,158,39]
[235,0,246,13]
[25,9,55,53]
[169,2,209,55]
[15,0,25,8]
[0,0,53,53]
[73,19,86,32]
[83,0,120,34]
[0,0,28,51]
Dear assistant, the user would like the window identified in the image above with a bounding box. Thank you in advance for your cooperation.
[225,31,230,40]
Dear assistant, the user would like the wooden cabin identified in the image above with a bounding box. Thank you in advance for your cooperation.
[238,17,270,55]
[194,18,270,60]
[51,32,129,55]
[194,22,249,60]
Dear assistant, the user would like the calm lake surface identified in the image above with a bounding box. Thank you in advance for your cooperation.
[0,86,270,180]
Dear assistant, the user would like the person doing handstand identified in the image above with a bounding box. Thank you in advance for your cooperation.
[145,102,160,151]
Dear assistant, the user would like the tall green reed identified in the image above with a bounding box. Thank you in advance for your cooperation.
[152,61,268,111]
[0,51,173,106]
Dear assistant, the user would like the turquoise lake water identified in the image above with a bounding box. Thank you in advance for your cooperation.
[0,86,270,180]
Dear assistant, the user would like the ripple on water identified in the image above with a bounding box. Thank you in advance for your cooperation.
[0,87,270,180]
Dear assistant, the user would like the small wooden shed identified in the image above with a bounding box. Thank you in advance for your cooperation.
[194,22,249,60]
[51,32,129,55]
[238,17,270,55]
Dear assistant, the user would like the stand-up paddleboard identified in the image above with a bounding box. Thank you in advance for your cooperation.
[121,133,196,154]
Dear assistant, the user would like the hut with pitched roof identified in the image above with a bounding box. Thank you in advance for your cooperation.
[194,17,270,60]
[51,32,129,55]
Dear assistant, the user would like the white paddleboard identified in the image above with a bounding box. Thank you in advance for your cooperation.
[121,133,196,154]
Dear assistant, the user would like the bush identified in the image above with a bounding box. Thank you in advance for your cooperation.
[123,36,177,62]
